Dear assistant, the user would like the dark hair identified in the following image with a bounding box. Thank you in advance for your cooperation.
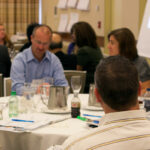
[71,21,98,48]
[26,23,40,41]
[108,28,138,61]
[49,41,63,50]
[95,56,139,111]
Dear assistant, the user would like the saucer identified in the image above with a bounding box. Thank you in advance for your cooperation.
[83,106,103,111]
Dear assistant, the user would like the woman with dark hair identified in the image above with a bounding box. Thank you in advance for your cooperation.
[107,27,150,93]
[71,21,103,93]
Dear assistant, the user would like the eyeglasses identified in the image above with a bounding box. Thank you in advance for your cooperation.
[34,39,50,47]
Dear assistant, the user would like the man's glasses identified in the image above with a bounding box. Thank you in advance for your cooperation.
[34,39,50,47]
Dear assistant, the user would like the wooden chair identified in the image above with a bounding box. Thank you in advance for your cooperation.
[3,77,12,96]
[64,70,87,93]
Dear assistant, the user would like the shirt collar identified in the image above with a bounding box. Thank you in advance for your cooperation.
[26,47,50,62]
[99,110,146,126]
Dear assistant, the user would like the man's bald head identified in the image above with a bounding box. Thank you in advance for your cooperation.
[52,33,62,43]
[49,33,63,50]
[32,25,52,38]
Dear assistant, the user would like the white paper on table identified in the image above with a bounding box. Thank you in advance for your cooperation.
[57,0,68,9]
[58,14,68,32]
[67,0,78,8]
[0,113,70,132]
[66,13,79,32]
[77,0,90,10]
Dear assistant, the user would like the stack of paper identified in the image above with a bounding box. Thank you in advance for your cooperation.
[0,113,70,132]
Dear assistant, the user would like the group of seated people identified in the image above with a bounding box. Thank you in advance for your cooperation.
[1,21,150,94]
[0,22,150,149]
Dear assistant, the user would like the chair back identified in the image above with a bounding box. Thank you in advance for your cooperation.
[3,77,12,96]
[0,74,3,97]
[64,70,86,93]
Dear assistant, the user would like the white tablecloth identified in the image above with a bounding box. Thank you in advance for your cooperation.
[0,94,104,150]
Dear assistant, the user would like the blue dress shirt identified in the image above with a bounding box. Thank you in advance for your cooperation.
[10,47,68,95]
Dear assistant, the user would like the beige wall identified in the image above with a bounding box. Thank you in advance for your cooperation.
[42,0,146,52]
[42,0,105,36]
[111,0,139,38]
[42,0,143,37]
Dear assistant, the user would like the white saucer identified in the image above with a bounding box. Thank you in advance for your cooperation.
[83,106,103,111]
[44,108,71,114]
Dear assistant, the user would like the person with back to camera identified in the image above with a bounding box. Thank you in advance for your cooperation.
[0,23,14,49]
[71,21,103,93]
[49,56,150,150]
[10,24,68,95]
[49,32,77,70]
[19,22,40,52]
[107,27,150,94]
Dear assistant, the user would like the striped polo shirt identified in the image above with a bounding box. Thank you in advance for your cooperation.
[61,110,150,150]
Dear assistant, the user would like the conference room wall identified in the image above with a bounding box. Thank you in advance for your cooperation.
[42,0,104,36]
[111,0,139,38]
[42,0,146,53]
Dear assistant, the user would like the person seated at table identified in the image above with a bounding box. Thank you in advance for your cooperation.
[0,45,11,77]
[70,21,103,93]
[10,24,68,95]
[50,56,150,150]
[20,22,40,52]
[67,42,76,55]
[49,33,77,70]
[107,28,150,94]
[0,23,14,49]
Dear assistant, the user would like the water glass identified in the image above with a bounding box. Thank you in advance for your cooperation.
[0,102,8,120]
[71,76,81,95]
[20,83,35,113]
[23,83,35,99]
[31,79,44,94]
[40,84,51,106]
[88,84,101,107]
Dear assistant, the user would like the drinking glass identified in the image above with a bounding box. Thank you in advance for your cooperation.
[20,83,35,113]
[23,83,35,100]
[88,84,101,107]
[40,84,51,106]
[40,77,53,107]
[31,79,44,94]
[71,76,82,96]
[0,102,8,120]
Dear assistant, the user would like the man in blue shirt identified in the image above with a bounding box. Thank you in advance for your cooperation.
[10,25,68,95]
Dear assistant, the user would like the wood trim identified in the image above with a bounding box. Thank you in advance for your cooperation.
[104,0,112,53]
[139,0,147,30]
